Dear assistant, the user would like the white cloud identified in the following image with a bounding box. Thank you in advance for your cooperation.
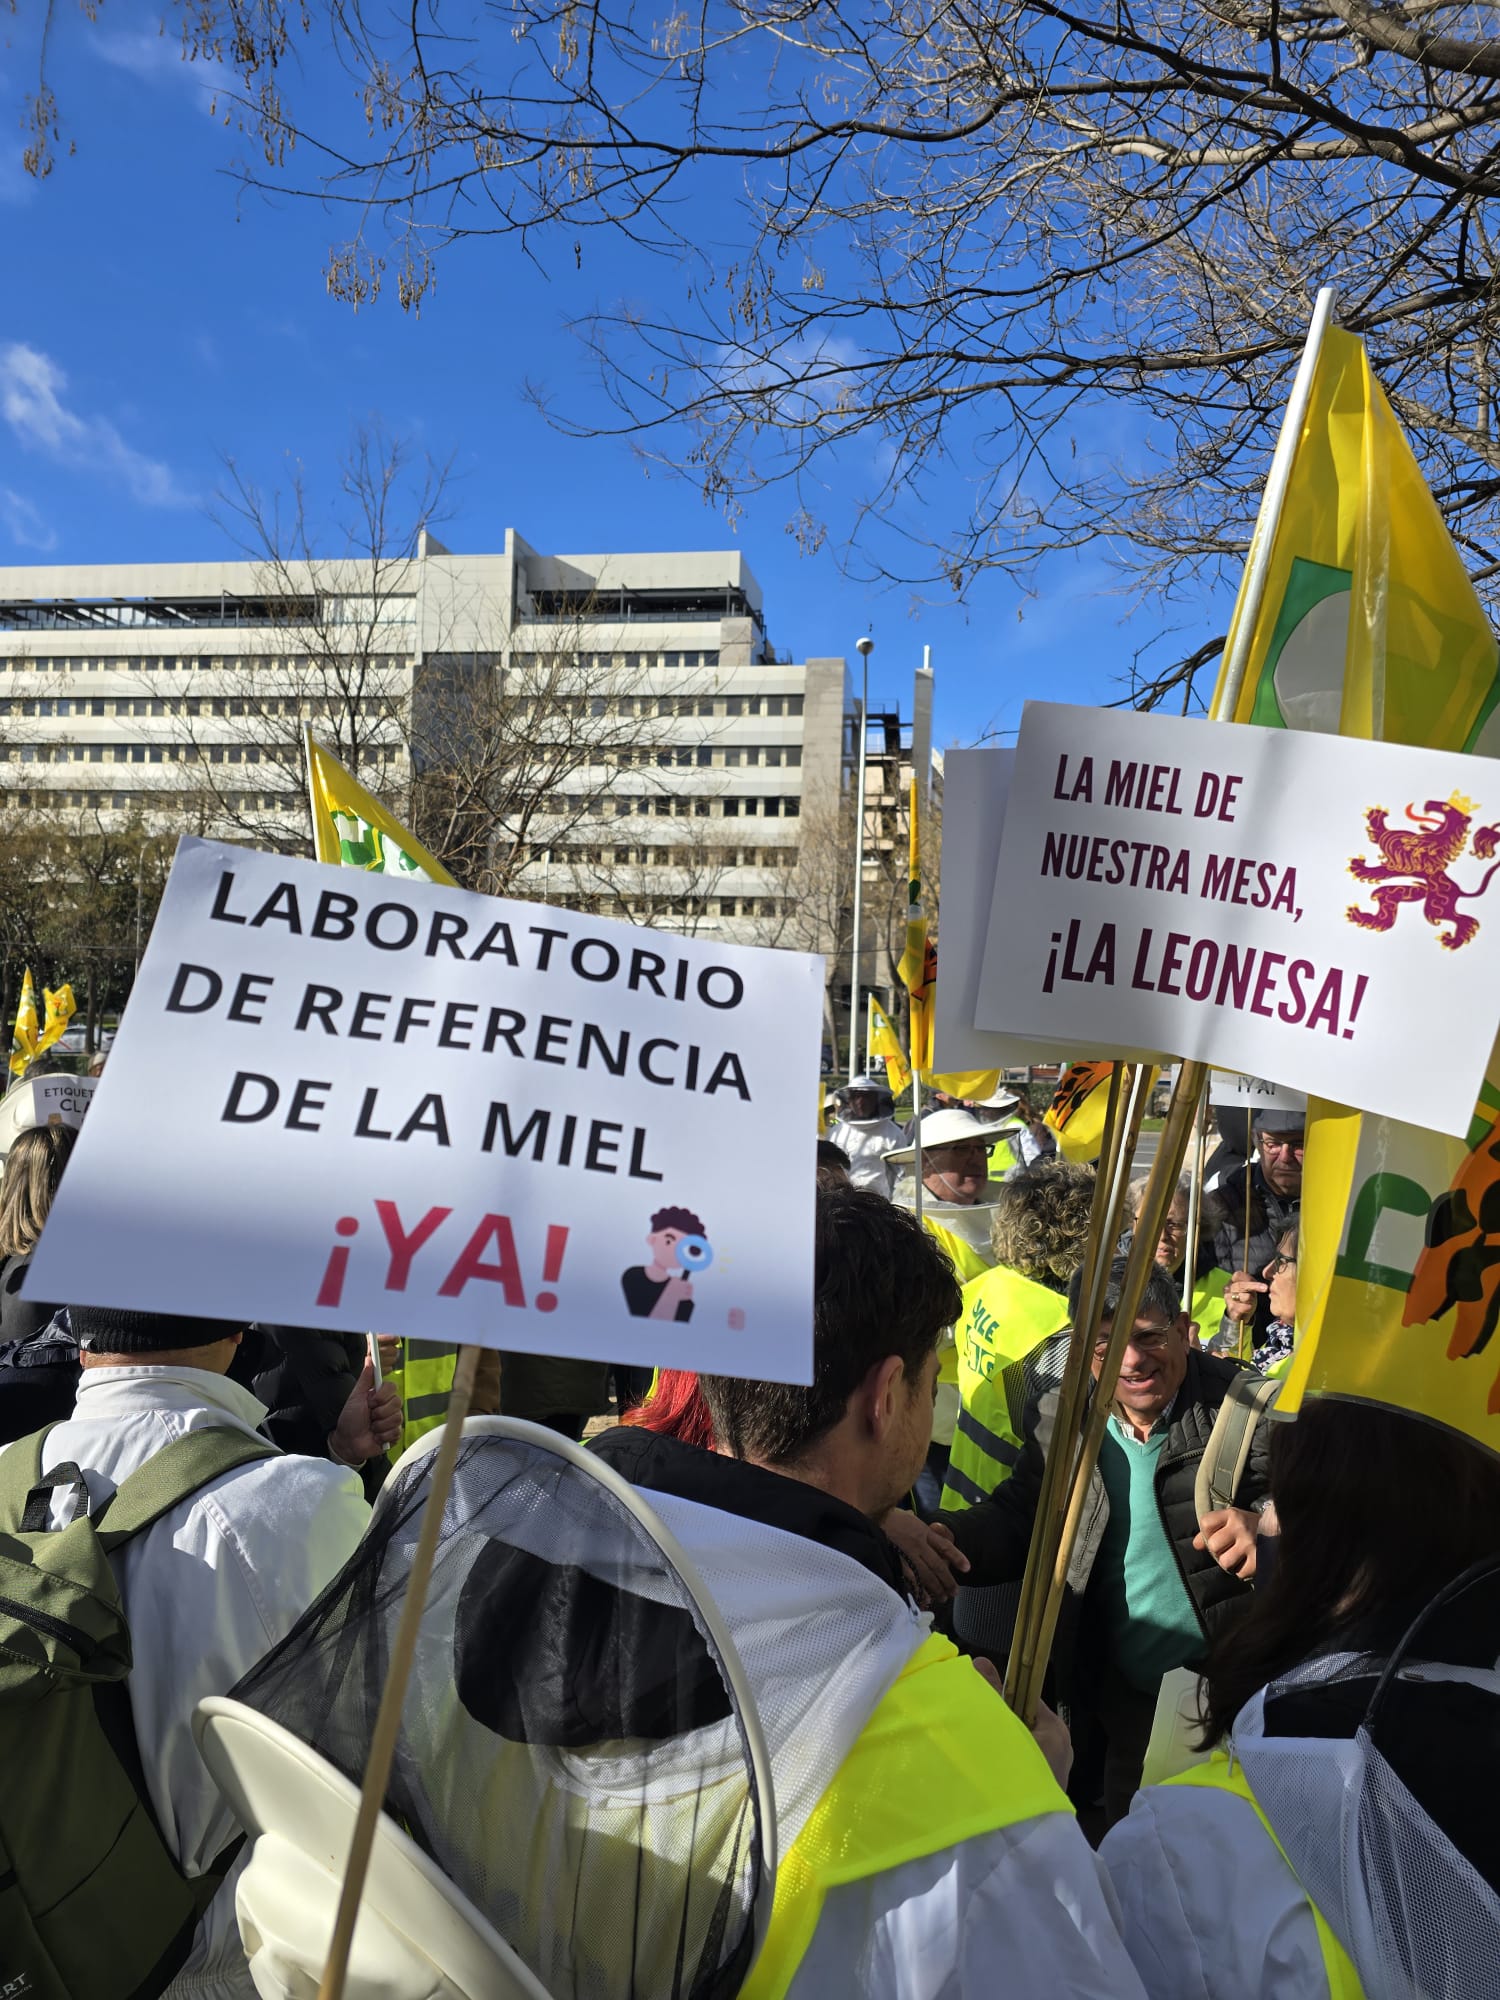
[0,487,57,553]
[90,24,233,115]
[0,342,192,508]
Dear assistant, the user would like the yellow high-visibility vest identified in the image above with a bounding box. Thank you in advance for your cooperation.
[922,1216,993,1393]
[1166,1755,1363,1997]
[387,1338,460,1458]
[739,1632,1071,2000]
[1188,1264,1230,1338]
[941,1265,1068,1512]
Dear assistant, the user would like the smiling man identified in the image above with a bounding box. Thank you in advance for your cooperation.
[943,1258,1271,1827]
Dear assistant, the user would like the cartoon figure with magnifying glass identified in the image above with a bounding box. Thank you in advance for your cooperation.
[621,1205,714,1322]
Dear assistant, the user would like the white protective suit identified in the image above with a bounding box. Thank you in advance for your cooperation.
[826,1114,905,1195]
[388,1450,1147,2000]
[1102,1655,1500,2000]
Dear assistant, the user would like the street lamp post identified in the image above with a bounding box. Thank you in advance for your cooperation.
[848,634,873,1081]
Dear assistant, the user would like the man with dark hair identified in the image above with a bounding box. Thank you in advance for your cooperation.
[944,1255,1272,1827]
[592,1188,1147,1998]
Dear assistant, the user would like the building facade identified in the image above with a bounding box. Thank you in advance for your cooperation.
[0,532,922,957]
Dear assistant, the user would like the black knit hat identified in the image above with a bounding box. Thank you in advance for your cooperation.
[72,1305,244,1355]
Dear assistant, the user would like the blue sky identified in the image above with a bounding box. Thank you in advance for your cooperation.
[0,7,1233,749]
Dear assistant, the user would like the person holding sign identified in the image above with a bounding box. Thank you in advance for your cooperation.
[1124,1173,1230,1341]
[945,1258,1270,1826]
[1102,1397,1500,2000]
[0,1305,371,2000]
[591,1187,1146,2000]
[1214,1119,1304,1356]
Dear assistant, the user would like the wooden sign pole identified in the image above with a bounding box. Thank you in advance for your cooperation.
[1017,1062,1210,1723]
[1004,1062,1150,1711]
[316,1342,482,2000]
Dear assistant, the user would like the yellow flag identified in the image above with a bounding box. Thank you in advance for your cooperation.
[868,995,911,1096]
[1211,327,1500,752]
[1226,320,1500,1457]
[36,983,76,1057]
[304,729,455,885]
[925,1067,1002,1101]
[1043,1061,1116,1163]
[9,969,37,1078]
[1283,1054,1500,1453]
[895,777,935,1070]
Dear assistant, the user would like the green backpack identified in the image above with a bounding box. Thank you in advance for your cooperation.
[0,1422,277,2000]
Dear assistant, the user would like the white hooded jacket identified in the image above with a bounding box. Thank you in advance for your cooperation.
[375,1429,1148,2000]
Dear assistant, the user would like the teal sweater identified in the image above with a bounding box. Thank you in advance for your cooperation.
[1095,1416,1205,1691]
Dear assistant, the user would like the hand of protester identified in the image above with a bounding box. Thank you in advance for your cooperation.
[328,1361,403,1468]
[883,1509,970,1606]
[1194,1505,1260,1579]
[376,1335,403,1378]
[966,1659,1073,1786]
[1028,1697,1075,1790]
[1224,1274,1267,1324]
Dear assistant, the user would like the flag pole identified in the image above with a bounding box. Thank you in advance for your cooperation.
[848,637,873,1081]
[1215,287,1339,724]
[303,722,334,864]
[317,1342,481,2000]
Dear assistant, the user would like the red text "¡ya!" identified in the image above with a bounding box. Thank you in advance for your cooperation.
[315,1203,570,1311]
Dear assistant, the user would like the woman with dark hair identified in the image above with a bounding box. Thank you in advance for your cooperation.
[1101,1397,1500,1998]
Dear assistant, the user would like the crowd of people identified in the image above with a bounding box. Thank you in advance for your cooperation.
[0,1062,1496,2000]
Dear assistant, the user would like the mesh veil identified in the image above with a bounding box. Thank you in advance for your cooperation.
[1236,1572,1500,2000]
[231,1427,765,2000]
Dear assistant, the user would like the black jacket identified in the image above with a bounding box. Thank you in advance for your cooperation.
[947,1338,1270,1704]
[1213,1162,1300,1346]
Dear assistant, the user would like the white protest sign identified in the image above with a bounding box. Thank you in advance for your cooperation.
[29,839,824,1383]
[933,748,1121,1070]
[0,1072,96,1158]
[1209,1072,1307,1116]
[973,702,1500,1136]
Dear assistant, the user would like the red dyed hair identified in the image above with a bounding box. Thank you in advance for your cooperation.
[621,1368,716,1450]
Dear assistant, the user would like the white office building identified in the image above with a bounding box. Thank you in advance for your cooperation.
[0,532,931,960]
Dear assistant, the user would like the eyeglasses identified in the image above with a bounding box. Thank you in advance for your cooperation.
[1092,1323,1174,1361]
[1265,1252,1297,1277]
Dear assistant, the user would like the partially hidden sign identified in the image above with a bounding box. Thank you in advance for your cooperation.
[29,839,824,1382]
[974,702,1500,1136]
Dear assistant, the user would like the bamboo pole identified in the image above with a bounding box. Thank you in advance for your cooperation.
[1017,1061,1210,1723]
[1004,1062,1152,1711]
[1180,1072,1211,1316]
[317,1342,481,2000]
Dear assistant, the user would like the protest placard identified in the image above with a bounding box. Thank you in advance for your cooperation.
[28,839,825,1382]
[1209,1072,1308,1116]
[933,748,1122,1071]
[973,702,1500,1136]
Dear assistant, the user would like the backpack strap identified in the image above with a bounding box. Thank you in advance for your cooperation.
[93,1428,280,1551]
[0,1422,58,1530]
[1195,1371,1281,1520]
